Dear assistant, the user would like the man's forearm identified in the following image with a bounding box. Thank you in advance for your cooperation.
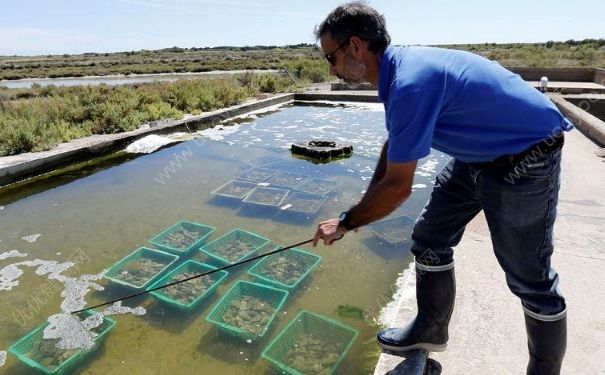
[346,176,412,229]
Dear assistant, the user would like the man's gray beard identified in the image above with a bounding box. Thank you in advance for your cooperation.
[343,58,368,84]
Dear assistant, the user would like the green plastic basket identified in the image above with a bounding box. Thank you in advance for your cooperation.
[199,229,269,266]
[8,310,116,375]
[262,310,358,375]
[104,247,178,291]
[149,260,229,310]
[148,220,215,256]
[247,247,321,290]
[206,280,289,341]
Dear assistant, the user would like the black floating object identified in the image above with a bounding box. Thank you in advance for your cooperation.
[291,140,353,162]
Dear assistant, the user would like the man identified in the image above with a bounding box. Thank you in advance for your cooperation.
[312,3,571,374]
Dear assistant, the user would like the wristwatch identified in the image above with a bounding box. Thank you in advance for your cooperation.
[338,211,355,231]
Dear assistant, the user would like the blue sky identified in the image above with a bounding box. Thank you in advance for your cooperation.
[0,0,603,56]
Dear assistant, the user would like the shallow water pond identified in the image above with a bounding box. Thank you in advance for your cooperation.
[0,102,449,374]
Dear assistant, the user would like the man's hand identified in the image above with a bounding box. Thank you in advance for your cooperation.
[313,218,348,247]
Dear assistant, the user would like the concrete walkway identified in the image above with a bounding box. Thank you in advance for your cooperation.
[374,129,605,374]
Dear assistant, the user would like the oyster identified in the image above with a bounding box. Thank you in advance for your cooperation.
[28,338,79,370]
[222,296,275,335]
[115,258,168,287]
[161,228,200,249]
[284,332,342,375]
[159,271,216,305]
[259,255,305,285]
[213,240,256,263]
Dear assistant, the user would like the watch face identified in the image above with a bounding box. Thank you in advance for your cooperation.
[339,211,347,221]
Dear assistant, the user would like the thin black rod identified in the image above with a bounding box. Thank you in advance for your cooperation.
[71,238,314,314]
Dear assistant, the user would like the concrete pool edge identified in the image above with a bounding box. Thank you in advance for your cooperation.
[551,94,605,147]
[0,93,295,187]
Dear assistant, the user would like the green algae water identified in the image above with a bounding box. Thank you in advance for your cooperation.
[0,102,449,374]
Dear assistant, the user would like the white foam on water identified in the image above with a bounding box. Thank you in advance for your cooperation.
[21,234,41,243]
[44,313,96,350]
[0,264,25,291]
[280,204,292,210]
[379,262,417,326]
[0,206,4,210]
[418,158,439,174]
[412,184,427,189]
[100,301,146,317]
[0,250,27,260]
[0,351,6,367]
[198,124,241,141]
[125,134,181,154]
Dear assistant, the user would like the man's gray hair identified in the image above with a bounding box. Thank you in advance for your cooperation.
[315,2,391,53]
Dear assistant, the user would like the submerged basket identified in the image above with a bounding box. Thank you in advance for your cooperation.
[148,220,215,255]
[8,310,116,375]
[368,215,416,245]
[280,192,327,215]
[206,280,289,340]
[242,186,290,207]
[237,167,278,183]
[247,247,321,290]
[199,228,269,266]
[262,310,358,375]
[211,179,258,199]
[295,178,339,196]
[104,247,178,291]
[149,260,229,310]
[266,171,311,189]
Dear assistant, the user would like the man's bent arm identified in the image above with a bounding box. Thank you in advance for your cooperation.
[345,158,416,229]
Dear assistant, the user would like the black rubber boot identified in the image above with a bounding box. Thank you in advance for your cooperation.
[525,313,567,375]
[377,263,455,352]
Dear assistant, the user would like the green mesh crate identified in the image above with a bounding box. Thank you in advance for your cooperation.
[206,280,289,341]
[148,220,215,256]
[262,310,358,375]
[8,310,116,375]
[104,247,178,291]
[199,229,269,266]
[247,247,321,290]
[149,260,229,310]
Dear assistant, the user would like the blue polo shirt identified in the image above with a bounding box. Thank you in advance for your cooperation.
[378,45,573,163]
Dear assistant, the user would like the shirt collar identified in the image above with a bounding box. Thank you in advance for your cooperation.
[378,44,395,103]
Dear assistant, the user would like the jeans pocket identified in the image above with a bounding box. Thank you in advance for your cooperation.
[510,157,552,180]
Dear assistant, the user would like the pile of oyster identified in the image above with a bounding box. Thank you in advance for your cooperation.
[116,258,167,286]
[161,228,200,249]
[284,333,341,375]
[222,296,275,335]
[214,240,255,262]
[260,255,305,285]
[28,338,78,369]
[160,271,215,305]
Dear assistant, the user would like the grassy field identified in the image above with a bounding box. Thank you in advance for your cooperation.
[0,44,325,81]
[0,65,328,156]
[442,39,605,68]
[1,40,603,81]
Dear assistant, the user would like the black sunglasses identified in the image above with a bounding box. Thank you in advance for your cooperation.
[324,38,350,66]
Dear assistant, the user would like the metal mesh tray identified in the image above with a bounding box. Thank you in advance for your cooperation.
[243,186,290,207]
[211,179,258,199]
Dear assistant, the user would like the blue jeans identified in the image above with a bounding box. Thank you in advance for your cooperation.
[411,147,566,318]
